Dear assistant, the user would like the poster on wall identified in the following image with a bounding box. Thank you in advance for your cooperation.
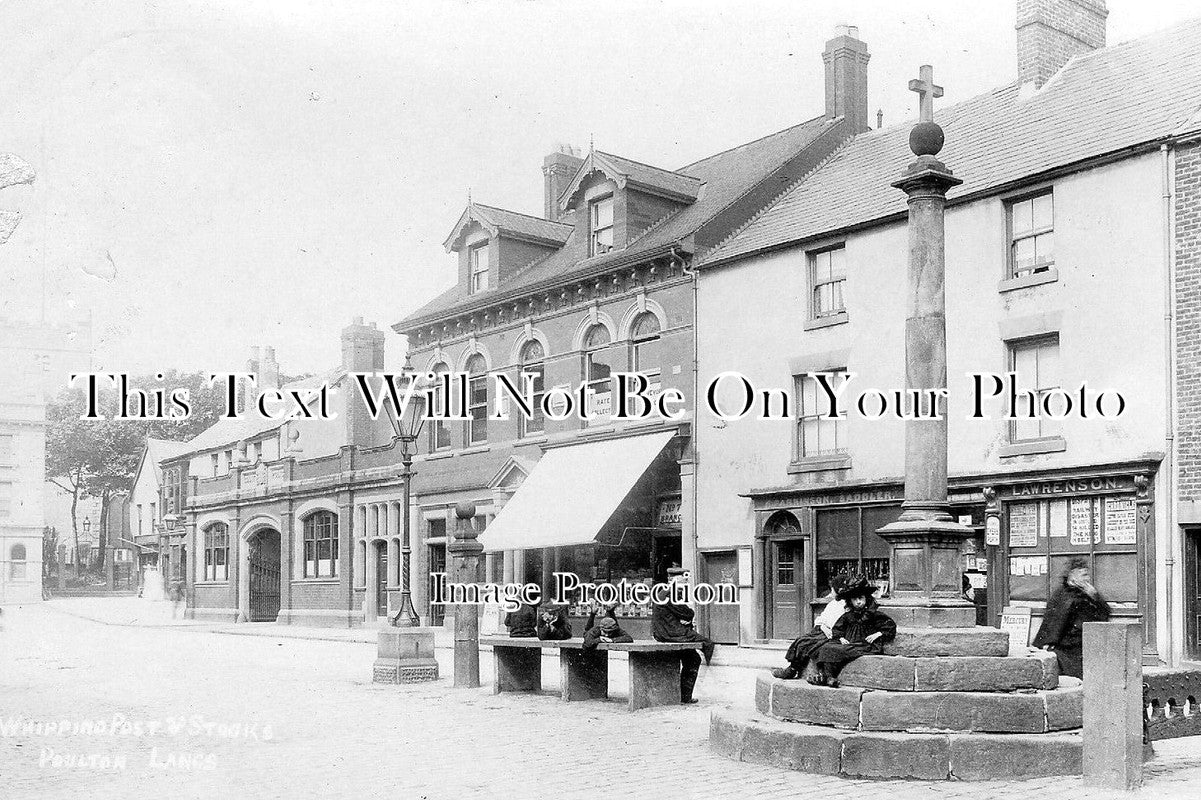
[1104,498,1137,545]
[1049,499,1068,538]
[1070,498,1092,546]
[1008,503,1038,548]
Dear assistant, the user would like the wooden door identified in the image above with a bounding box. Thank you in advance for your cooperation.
[703,551,740,644]
[771,540,804,640]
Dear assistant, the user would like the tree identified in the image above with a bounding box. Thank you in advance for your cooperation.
[43,371,230,571]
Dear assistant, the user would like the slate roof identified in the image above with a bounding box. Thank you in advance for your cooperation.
[558,151,703,206]
[168,368,346,460]
[398,115,840,330]
[443,203,572,251]
[698,18,1201,268]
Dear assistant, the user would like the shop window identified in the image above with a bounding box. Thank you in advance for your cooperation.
[1005,495,1139,605]
[815,504,899,597]
[466,354,488,445]
[589,195,614,255]
[303,511,339,578]
[794,372,848,459]
[203,523,229,582]
[518,341,545,437]
[428,362,452,451]
[583,324,614,424]
[9,543,26,580]
[1008,336,1062,442]
[809,246,847,320]
[1008,191,1054,278]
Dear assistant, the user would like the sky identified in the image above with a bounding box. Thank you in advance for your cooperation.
[0,0,1197,376]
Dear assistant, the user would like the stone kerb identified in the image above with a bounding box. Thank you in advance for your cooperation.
[755,674,1082,734]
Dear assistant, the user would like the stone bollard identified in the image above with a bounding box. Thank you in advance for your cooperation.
[450,501,482,688]
[1082,621,1143,791]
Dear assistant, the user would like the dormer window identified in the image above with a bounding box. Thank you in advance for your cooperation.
[590,196,614,256]
[469,243,490,293]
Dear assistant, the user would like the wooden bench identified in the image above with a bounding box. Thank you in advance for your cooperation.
[479,635,703,711]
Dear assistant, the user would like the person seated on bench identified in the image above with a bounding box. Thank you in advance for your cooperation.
[772,572,852,681]
[652,566,716,705]
[582,615,633,650]
[504,601,539,638]
[810,574,896,688]
[536,603,572,640]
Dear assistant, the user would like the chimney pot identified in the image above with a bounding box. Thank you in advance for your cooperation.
[543,146,585,222]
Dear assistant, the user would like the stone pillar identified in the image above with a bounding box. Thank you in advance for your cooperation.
[876,80,976,629]
[365,535,379,620]
[338,499,353,626]
[679,458,697,576]
[450,501,482,688]
[1082,621,1143,790]
[278,505,294,619]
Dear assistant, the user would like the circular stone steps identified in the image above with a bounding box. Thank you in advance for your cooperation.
[881,627,1009,657]
[836,650,1059,691]
[756,674,1081,733]
[710,708,1083,781]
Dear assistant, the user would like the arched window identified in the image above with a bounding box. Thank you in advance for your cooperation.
[630,312,662,374]
[583,324,613,423]
[466,354,488,445]
[203,523,229,582]
[519,340,545,436]
[428,362,452,452]
[303,511,339,578]
[9,543,26,580]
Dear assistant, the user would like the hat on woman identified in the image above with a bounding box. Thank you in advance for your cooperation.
[599,617,619,631]
[835,573,878,601]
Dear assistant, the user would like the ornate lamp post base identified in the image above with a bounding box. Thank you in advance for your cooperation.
[373,627,439,684]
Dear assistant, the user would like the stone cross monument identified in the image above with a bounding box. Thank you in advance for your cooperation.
[876,66,977,628]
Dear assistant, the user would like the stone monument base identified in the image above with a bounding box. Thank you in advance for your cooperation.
[373,627,439,684]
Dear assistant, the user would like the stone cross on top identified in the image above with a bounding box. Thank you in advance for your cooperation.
[909,65,943,123]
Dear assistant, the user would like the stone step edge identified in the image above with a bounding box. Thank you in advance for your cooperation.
[710,708,1083,781]
[834,651,1060,692]
[756,674,1082,734]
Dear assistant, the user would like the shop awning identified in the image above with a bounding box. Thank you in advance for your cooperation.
[478,430,675,553]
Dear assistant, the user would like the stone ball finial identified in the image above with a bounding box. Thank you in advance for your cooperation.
[454,501,476,520]
[909,121,944,156]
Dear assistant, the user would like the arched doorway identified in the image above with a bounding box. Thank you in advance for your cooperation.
[764,511,804,640]
[248,529,281,622]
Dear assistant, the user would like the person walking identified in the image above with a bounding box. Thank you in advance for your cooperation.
[1033,557,1111,679]
[651,566,715,704]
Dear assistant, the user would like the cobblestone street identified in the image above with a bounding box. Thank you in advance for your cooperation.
[1,601,1199,800]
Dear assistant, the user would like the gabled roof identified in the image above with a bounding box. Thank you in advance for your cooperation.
[132,437,190,489]
[167,367,347,460]
[698,18,1201,268]
[558,150,702,209]
[442,203,572,252]
[397,115,841,331]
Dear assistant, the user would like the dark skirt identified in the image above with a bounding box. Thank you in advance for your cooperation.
[813,640,882,674]
[1054,645,1084,679]
[785,627,830,666]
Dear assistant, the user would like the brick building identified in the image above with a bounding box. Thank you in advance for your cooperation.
[693,2,1201,663]
[390,30,877,636]
[164,325,421,626]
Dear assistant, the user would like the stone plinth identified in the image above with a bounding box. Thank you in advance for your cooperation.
[711,709,1084,780]
[373,627,439,684]
[837,650,1059,692]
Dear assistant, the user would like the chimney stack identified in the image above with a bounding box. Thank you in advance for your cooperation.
[542,144,584,222]
[341,317,387,447]
[822,25,871,134]
[1016,0,1107,89]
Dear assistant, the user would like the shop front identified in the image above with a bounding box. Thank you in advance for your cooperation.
[478,428,687,639]
[747,460,1160,654]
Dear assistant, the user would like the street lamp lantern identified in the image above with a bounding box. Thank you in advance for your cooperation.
[387,354,426,628]
[82,517,91,536]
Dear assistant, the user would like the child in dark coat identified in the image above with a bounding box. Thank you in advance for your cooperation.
[773,573,851,680]
[582,616,634,650]
[811,575,896,687]
[536,603,573,640]
[503,602,538,638]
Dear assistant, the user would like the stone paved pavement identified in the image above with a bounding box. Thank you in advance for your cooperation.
[2,601,1200,800]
